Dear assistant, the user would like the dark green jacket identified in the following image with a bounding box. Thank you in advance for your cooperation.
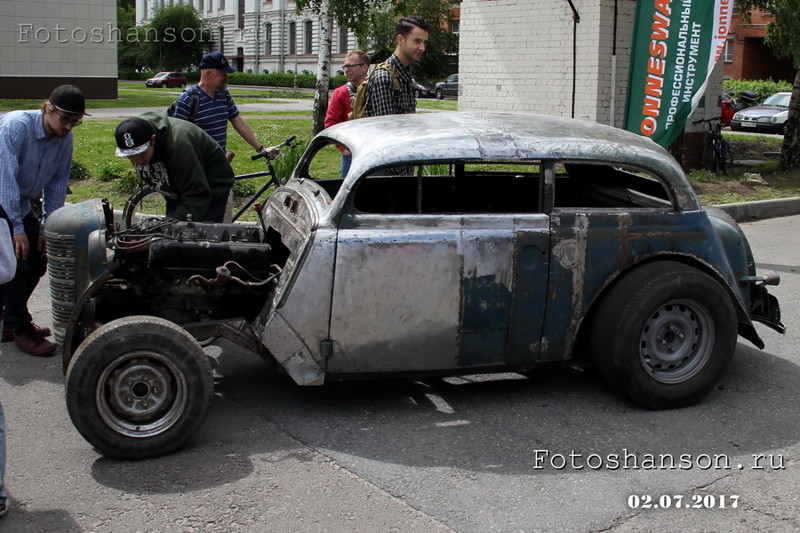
[136,111,234,221]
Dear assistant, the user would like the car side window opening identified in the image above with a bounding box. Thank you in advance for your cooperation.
[351,161,545,214]
[553,162,673,209]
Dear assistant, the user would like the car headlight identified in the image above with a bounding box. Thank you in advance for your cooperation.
[757,117,771,123]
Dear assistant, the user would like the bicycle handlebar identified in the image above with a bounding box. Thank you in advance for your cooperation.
[251,135,298,161]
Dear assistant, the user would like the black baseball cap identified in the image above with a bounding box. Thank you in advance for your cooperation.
[115,117,154,157]
[199,51,237,73]
[49,84,90,116]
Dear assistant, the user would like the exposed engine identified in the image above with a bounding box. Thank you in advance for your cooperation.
[46,199,285,357]
[102,217,278,324]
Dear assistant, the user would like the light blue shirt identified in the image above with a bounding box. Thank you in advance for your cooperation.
[0,110,72,235]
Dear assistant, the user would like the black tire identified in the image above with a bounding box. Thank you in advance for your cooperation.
[436,88,444,100]
[122,185,166,228]
[414,89,421,98]
[590,261,738,409]
[180,82,187,89]
[719,138,734,175]
[66,316,214,459]
[701,142,716,173]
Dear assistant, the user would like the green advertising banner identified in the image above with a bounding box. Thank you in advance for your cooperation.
[624,0,733,147]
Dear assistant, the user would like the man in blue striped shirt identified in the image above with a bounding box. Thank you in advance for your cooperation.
[172,52,264,153]
[0,84,87,356]
[172,52,267,220]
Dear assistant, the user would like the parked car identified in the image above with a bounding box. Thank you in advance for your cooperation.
[435,74,459,99]
[47,112,783,459]
[145,71,187,88]
[412,77,436,98]
[730,91,790,134]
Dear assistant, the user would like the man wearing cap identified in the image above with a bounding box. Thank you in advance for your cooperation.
[173,51,264,154]
[0,84,87,356]
[115,111,235,223]
[173,52,268,221]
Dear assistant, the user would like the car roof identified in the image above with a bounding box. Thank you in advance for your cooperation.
[322,111,687,185]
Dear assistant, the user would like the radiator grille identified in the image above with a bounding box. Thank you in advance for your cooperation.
[46,233,76,346]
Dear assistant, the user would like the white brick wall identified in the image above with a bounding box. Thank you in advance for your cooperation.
[0,0,117,78]
[460,0,636,125]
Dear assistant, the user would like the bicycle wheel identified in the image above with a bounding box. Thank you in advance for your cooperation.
[719,138,734,175]
[122,185,167,228]
[701,142,717,173]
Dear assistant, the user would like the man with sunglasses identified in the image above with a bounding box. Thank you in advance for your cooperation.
[325,50,370,177]
[0,84,87,356]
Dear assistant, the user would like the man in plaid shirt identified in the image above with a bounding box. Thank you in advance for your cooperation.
[365,16,430,118]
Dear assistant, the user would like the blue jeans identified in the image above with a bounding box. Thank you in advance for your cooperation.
[3,212,47,332]
[340,154,352,178]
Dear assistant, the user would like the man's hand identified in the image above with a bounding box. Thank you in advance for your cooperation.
[13,233,29,260]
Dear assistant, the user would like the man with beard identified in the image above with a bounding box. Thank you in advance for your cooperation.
[0,85,88,356]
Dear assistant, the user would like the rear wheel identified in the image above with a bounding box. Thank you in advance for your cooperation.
[436,88,444,100]
[122,185,166,228]
[590,261,738,409]
[701,142,717,173]
[719,138,734,175]
[66,316,214,459]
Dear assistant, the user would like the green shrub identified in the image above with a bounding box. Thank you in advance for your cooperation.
[115,171,143,194]
[722,78,793,102]
[98,161,136,182]
[70,161,91,181]
[232,179,258,197]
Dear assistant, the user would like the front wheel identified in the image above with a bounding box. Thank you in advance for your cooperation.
[590,261,738,409]
[122,185,166,228]
[66,316,214,459]
[436,88,444,100]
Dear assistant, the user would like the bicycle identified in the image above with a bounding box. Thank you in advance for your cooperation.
[692,116,734,175]
[122,135,298,228]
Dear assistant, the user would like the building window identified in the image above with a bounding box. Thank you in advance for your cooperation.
[198,0,203,11]
[451,20,460,36]
[237,0,245,29]
[304,20,313,55]
[724,37,734,63]
[339,26,348,53]
[220,0,225,9]
[289,22,296,55]
[219,27,225,54]
[265,23,272,55]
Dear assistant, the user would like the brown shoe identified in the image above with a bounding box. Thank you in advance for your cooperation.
[12,325,56,357]
[3,322,51,342]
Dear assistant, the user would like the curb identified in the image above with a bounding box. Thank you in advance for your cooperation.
[712,196,800,223]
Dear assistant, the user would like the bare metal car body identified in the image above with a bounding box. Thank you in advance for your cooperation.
[48,112,782,459]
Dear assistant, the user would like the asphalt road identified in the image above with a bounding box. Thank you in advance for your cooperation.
[0,215,799,532]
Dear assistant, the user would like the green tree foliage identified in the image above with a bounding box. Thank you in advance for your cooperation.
[736,1,800,169]
[138,4,214,71]
[117,2,144,71]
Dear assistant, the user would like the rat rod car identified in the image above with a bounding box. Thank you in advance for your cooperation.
[46,112,783,459]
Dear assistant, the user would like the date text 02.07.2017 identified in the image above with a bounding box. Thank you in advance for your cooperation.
[628,494,739,510]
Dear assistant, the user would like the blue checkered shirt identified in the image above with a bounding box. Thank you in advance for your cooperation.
[0,110,72,235]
